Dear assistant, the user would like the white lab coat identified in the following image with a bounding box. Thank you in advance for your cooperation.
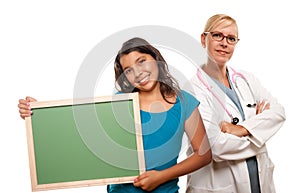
[185,67,286,193]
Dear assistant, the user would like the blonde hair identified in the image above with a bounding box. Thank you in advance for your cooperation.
[204,14,238,35]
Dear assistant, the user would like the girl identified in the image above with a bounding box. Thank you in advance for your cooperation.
[18,37,212,192]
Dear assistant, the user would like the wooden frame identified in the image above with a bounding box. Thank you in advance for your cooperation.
[25,93,145,191]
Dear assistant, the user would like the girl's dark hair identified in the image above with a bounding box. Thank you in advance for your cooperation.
[114,37,181,103]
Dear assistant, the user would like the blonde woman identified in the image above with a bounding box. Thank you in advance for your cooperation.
[186,14,285,193]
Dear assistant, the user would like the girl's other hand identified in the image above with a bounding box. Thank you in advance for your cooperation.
[133,170,165,192]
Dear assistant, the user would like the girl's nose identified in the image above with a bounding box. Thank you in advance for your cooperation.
[133,65,142,77]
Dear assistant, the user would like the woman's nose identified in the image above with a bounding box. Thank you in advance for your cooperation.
[220,39,228,48]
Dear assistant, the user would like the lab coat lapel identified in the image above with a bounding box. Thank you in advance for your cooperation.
[202,70,242,120]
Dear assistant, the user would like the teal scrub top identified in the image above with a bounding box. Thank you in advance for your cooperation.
[108,90,200,193]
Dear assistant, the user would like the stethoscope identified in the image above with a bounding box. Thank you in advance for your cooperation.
[197,68,256,125]
[231,68,256,108]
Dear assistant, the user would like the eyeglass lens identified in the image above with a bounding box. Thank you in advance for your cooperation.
[210,32,238,44]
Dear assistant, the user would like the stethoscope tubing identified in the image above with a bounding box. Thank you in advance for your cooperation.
[230,67,256,107]
[197,68,256,125]
[196,70,236,121]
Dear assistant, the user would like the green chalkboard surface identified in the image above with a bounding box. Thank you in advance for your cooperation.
[25,93,145,191]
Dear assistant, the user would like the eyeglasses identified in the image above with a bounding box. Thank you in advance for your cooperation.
[204,31,239,45]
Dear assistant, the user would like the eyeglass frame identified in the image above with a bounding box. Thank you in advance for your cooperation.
[204,31,240,45]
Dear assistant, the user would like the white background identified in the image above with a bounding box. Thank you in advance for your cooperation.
[1,0,298,192]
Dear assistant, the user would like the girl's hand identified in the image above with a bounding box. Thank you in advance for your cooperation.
[18,96,37,119]
[133,170,164,192]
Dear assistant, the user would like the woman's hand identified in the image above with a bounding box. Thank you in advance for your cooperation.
[220,121,250,137]
[256,100,270,114]
[133,170,165,192]
[220,100,271,137]
[18,96,37,119]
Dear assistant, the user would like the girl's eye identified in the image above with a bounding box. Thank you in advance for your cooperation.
[124,68,132,75]
[138,59,146,64]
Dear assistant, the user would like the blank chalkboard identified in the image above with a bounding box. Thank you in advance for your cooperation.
[25,93,145,191]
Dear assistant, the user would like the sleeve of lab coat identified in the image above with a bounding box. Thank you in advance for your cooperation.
[238,71,286,148]
[186,73,285,162]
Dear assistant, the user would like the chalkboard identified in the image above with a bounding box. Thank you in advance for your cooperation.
[25,93,145,191]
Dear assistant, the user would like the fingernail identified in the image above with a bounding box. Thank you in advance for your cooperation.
[134,178,137,183]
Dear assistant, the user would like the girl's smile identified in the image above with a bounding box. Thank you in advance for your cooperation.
[136,73,150,85]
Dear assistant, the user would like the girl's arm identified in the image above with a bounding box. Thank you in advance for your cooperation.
[133,108,212,191]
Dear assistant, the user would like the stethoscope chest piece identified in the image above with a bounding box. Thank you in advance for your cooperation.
[231,117,239,125]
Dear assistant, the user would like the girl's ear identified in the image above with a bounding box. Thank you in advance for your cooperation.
[200,33,206,48]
